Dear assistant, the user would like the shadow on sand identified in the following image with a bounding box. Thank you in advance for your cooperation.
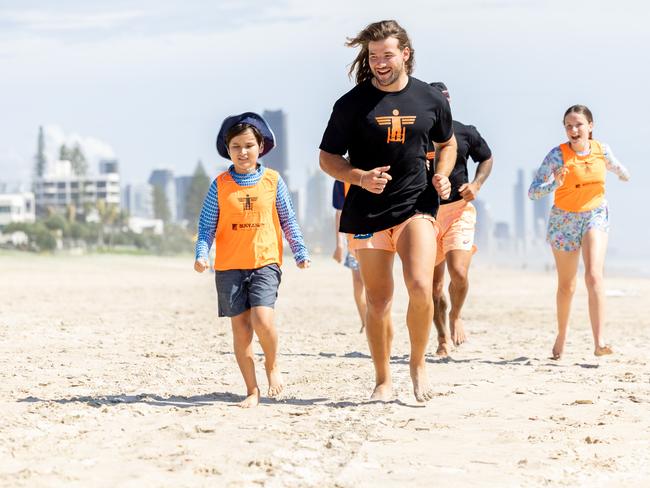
[17,392,328,408]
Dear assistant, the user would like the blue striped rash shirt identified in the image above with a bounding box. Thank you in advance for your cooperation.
[194,164,310,265]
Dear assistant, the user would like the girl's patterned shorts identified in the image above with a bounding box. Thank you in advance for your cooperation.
[547,203,609,252]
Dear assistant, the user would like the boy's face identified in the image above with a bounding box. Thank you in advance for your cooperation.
[228,128,262,174]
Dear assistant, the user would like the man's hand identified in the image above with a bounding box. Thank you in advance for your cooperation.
[458,182,480,202]
[433,173,451,200]
[298,260,311,269]
[360,166,392,194]
[194,259,209,273]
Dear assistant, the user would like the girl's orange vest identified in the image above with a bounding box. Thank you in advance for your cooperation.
[214,168,283,271]
[554,140,607,212]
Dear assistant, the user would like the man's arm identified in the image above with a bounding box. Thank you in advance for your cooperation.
[432,134,457,199]
[459,157,493,202]
[319,150,392,194]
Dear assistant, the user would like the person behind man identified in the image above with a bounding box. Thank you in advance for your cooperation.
[332,180,367,333]
[427,82,493,357]
[319,20,457,402]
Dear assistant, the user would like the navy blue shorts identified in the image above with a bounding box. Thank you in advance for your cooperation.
[214,264,282,317]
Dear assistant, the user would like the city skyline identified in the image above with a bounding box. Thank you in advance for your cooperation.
[1,0,648,257]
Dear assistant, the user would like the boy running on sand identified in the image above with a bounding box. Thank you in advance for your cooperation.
[194,112,310,408]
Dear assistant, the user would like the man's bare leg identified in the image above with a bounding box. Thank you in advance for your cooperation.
[351,268,368,333]
[231,311,260,408]
[432,260,450,357]
[396,218,437,402]
[250,306,283,397]
[581,230,613,357]
[356,249,395,401]
[551,248,580,360]
[446,249,473,346]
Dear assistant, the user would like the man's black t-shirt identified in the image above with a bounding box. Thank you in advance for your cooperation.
[320,76,453,234]
[429,120,492,205]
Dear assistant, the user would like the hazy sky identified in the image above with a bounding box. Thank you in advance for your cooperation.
[1,0,648,257]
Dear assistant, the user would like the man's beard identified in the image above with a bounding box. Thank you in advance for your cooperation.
[373,63,403,86]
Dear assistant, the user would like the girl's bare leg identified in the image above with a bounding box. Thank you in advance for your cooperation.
[581,230,612,356]
[550,248,580,359]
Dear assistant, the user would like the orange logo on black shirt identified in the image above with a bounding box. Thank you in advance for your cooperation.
[375,109,416,144]
[238,194,258,211]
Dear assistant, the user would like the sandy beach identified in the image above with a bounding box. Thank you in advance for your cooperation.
[1,252,649,487]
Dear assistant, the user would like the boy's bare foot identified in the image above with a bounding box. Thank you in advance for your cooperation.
[551,334,565,360]
[239,388,260,408]
[594,345,613,357]
[266,366,283,397]
[369,382,393,402]
[435,337,450,357]
[410,363,434,402]
[450,317,466,346]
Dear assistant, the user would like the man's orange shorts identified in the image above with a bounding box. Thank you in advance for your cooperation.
[435,199,477,265]
[348,213,439,253]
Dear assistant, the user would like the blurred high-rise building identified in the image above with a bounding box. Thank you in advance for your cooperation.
[303,170,330,251]
[473,198,493,255]
[175,175,193,223]
[262,109,290,187]
[123,183,154,219]
[513,168,526,251]
[148,169,176,222]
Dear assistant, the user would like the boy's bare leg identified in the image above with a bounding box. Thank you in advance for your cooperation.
[551,248,580,360]
[351,268,367,333]
[231,311,260,408]
[250,306,283,397]
[581,230,613,356]
[446,249,473,346]
[432,260,450,357]
[396,218,436,402]
[356,248,395,401]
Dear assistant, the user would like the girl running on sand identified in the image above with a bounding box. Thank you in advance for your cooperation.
[529,105,630,359]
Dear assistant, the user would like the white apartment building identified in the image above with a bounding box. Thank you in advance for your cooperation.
[0,192,36,227]
[34,160,120,216]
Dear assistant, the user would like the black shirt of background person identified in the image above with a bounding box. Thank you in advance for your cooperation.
[320,77,453,234]
[429,120,492,205]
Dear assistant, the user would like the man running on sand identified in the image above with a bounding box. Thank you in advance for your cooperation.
[319,20,457,402]
[428,82,493,357]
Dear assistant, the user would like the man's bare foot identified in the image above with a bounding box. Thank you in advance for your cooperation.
[410,363,434,402]
[551,334,565,360]
[450,317,466,346]
[239,388,260,408]
[359,323,366,334]
[369,382,393,402]
[435,337,451,357]
[594,345,613,357]
[266,366,283,397]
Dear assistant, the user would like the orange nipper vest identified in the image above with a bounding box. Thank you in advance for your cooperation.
[554,140,607,212]
[214,168,282,271]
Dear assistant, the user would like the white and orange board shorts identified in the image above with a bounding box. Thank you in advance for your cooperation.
[348,213,439,253]
[435,199,477,265]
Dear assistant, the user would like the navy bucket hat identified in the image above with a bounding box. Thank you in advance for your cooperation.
[216,112,276,159]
